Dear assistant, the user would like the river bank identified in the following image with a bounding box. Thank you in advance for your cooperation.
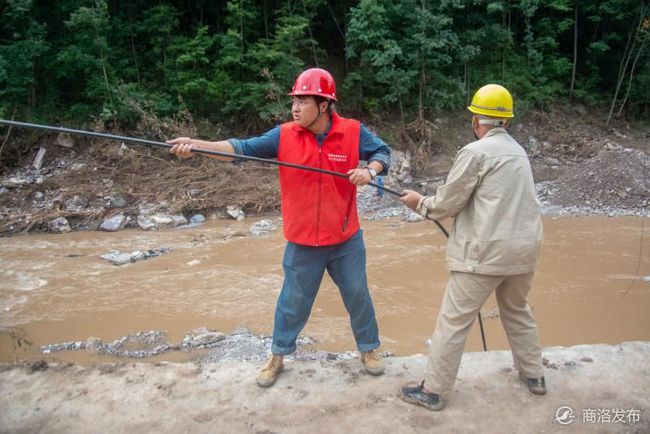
[1,109,648,235]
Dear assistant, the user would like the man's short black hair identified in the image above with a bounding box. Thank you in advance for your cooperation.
[314,96,334,114]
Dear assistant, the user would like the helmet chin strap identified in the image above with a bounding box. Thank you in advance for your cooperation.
[306,110,324,130]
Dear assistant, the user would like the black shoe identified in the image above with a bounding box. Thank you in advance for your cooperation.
[519,374,547,395]
[400,381,445,411]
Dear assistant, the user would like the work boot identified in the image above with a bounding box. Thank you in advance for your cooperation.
[400,381,445,411]
[256,354,284,388]
[361,349,384,375]
[519,373,547,395]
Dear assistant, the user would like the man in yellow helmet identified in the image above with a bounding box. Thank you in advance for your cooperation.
[399,84,546,411]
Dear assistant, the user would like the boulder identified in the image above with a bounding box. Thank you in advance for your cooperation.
[226,206,246,221]
[65,195,88,212]
[48,217,71,233]
[99,213,128,232]
[190,214,206,224]
[250,219,277,237]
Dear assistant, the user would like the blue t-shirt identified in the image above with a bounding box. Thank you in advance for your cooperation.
[228,122,391,175]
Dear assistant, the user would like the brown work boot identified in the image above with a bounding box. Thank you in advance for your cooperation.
[257,354,284,388]
[361,350,384,375]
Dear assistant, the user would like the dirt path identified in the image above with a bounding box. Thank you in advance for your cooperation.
[1,341,648,433]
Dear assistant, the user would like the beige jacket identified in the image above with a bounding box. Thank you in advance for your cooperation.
[417,128,542,275]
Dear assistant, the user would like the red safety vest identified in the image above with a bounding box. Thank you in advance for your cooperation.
[278,113,360,246]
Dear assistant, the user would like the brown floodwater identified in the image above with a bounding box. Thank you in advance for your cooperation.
[0,216,648,364]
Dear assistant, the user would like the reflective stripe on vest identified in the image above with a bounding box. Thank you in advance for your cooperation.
[278,113,360,246]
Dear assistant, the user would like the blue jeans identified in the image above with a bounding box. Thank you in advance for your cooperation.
[271,230,380,355]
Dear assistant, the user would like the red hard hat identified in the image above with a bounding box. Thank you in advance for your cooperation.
[288,68,337,101]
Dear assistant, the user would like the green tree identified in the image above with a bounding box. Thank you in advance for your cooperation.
[346,0,409,117]
[168,25,219,116]
[0,0,48,114]
[54,0,115,120]
[134,4,180,87]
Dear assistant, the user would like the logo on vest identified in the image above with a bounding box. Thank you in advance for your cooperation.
[327,153,348,163]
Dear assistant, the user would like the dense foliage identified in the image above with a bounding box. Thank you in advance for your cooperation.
[0,0,648,131]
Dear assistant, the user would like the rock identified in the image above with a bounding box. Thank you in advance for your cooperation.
[390,150,413,184]
[544,157,561,166]
[190,214,206,224]
[137,213,178,230]
[32,147,47,170]
[118,143,129,156]
[99,213,127,232]
[3,176,30,187]
[101,247,171,266]
[71,163,85,170]
[138,203,157,215]
[404,211,424,222]
[574,104,587,116]
[110,196,127,208]
[56,133,74,148]
[226,206,245,221]
[181,330,227,349]
[144,247,172,258]
[604,142,621,151]
[29,360,48,372]
[137,215,157,230]
[150,214,174,227]
[171,214,188,226]
[193,332,226,346]
[176,222,203,229]
[65,195,88,212]
[100,251,133,266]
[580,357,593,362]
[130,251,146,262]
[609,128,627,139]
[249,220,276,237]
[48,217,71,233]
[85,337,102,351]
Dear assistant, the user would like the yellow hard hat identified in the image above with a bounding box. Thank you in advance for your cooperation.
[468,84,514,118]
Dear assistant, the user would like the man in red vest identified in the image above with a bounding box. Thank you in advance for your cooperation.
[168,68,391,387]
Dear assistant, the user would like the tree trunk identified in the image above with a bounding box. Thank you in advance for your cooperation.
[569,2,578,100]
[94,24,113,108]
[397,97,404,135]
[501,1,506,81]
[606,5,646,126]
[617,24,649,116]
[302,1,319,66]
[128,8,141,86]
[419,66,425,123]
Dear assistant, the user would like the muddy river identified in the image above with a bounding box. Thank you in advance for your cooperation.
[1,216,648,364]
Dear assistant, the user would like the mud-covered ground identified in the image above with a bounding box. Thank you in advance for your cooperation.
[1,341,648,433]
[0,108,647,235]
